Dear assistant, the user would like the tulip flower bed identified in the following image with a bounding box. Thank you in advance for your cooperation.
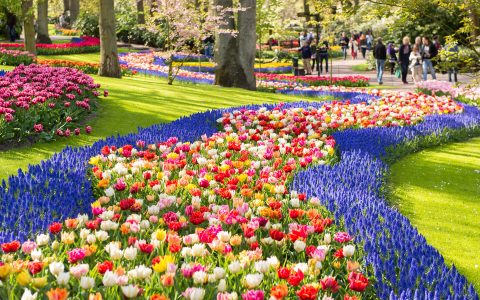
[0,48,36,66]
[38,59,136,76]
[255,73,370,88]
[0,37,100,55]
[416,80,480,107]
[1,88,479,299]
[119,52,369,90]
[0,64,102,145]
[175,61,293,74]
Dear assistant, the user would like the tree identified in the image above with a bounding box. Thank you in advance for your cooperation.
[148,0,227,85]
[63,0,70,13]
[99,0,122,78]
[136,0,145,24]
[70,0,80,24]
[37,0,52,43]
[215,0,256,90]
[22,0,36,54]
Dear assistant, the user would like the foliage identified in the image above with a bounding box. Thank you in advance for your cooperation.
[74,12,100,37]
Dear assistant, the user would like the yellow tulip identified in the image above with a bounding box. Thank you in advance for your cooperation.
[155,229,167,242]
[153,255,174,273]
[16,270,32,286]
[32,276,48,288]
[0,263,11,279]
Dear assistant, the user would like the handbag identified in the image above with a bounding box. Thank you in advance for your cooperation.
[395,67,401,78]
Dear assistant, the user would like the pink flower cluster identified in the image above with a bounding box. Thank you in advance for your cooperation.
[0,64,102,144]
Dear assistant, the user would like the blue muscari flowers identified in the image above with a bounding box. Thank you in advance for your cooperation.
[0,92,478,299]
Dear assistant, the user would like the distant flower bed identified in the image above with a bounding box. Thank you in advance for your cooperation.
[0,48,36,66]
[38,59,136,76]
[416,80,480,107]
[256,73,370,88]
[174,61,293,74]
[0,64,103,145]
[60,29,80,36]
[0,37,100,55]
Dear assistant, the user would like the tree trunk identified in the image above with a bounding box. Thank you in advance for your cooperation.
[214,0,240,87]
[37,0,52,44]
[70,0,80,25]
[63,0,70,13]
[136,0,145,24]
[22,0,36,55]
[237,0,256,90]
[149,0,157,16]
[99,0,122,78]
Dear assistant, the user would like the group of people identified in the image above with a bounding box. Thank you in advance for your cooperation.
[339,31,374,60]
[372,35,455,85]
[298,31,330,75]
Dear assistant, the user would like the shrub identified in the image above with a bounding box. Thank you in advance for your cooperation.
[73,13,100,37]
[0,64,102,145]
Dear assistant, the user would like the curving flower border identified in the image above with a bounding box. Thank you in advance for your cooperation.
[0,91,479,298]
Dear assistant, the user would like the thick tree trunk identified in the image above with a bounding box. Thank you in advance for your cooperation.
[37,0,52,44]
[63,0,70,13]
[22,0,36,55]
[237,0,256,90]
[99,0,122,78]
[70,0,80,24]
[149,0,157,16]
[214,0,256,90]
[214,0,239,87]
[137,0,145,24]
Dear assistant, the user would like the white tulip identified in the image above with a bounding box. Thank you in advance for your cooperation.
[57,272,70,286]
[217,279,227,292]
[244,273,263,289]
[121,285,140,298]
[293,240,306,252]
[124,246,138,260]
[228,261,242,274]
[80,276,95,289]
[254,260,270,273]
[102,270,118,287]
[193,271,208,285]
[343,245,355,257]
[191,243,206,257]
[213,267,226,279]
[189,288,205,300]
[36,234,49,246]
[21,289,37,300]
[30,248,42,261]
[49,262,64,277]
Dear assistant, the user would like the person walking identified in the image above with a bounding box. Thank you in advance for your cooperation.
[350,34,358,59]
[299,31,308,47]
[421,36,437,80]
[340,32,349,60]
[299,41,313,75]
[387,42,397,75]
[398,36,412,84]
[409,44,423,83]
[373,37,387,85]
[366,31,373,51]
[317,39,329,74]
[311,39,318,72]
[359,34,367,59]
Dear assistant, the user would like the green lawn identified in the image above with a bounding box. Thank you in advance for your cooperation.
[0,73,321,180]
[389,137,480,291]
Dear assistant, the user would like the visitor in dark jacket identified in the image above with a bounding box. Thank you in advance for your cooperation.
[317,40,329,74]
[387,42,397,75]
[421,36,437,80]
[398,36,412,84]
[299,41,312,75]
[373,38,387,85]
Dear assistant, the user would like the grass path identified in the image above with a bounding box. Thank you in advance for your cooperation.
[0,73,319,180]
[388,137,480,291]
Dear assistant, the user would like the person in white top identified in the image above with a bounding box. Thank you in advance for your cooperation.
[409,44,423,83]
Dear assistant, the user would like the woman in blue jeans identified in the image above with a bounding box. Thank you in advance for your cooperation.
[373,38,387,85]
[421,36,437,80]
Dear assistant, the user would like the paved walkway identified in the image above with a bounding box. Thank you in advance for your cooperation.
[316,56,471,91]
